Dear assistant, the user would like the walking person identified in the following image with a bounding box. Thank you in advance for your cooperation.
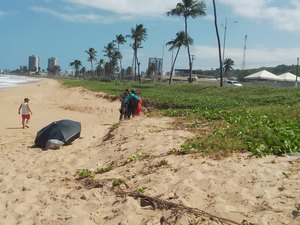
[18,98,32,128]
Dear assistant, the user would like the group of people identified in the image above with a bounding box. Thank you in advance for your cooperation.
[119,89,143,121]
[17,89,141,128]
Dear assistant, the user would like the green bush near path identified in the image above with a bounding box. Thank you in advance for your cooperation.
[60,78,300,157]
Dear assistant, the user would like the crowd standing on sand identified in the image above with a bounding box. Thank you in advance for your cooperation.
[119,89,143,121]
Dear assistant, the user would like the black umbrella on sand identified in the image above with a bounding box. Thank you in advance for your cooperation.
[34,119,81,148]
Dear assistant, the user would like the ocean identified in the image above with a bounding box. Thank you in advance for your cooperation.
[0,74,40,89]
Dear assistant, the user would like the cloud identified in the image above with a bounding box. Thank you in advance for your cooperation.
[219,0,300,32]
[29,0,300,32]
[30,0,186,23]
[30,6,115,23]
[61,0,179,17]
[0,10,6,16]
[192,45,300,69]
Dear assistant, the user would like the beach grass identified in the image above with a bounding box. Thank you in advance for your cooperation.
[60,78,300,157]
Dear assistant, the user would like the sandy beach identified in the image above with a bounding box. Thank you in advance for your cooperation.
[0,78,299,225]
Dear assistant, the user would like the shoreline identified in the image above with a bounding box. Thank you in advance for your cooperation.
[0,74,41,90]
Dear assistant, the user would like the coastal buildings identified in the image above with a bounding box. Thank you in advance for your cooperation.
[48,57,58,70]
[47,57,60,75]
[147,57,163,80]
[148,58,163,76]
[28,55,40,72]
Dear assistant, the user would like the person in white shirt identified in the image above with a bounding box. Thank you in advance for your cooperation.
[18,98,33,128]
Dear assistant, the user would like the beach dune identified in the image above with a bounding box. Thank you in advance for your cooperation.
[0,79,299,225]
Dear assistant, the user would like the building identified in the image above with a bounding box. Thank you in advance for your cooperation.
[20,66,27,73]
[148,57,163,76]
[47,57,60,75]
[174,68,216,78]
[28,55,40,72]
[48,57,58,70]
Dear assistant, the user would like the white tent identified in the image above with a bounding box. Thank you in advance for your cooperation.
[244,70,283,81]
[278,72,300,82]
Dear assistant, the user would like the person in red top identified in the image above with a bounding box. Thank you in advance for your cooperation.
[135,91,143,116]
[18,98,33,128]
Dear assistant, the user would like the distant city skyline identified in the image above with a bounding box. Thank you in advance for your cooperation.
[28,55,40,72]
[1,0,300,73]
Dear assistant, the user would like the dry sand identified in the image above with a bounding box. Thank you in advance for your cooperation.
[0,78,299,225]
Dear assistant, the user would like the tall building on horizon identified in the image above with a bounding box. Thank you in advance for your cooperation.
[148,57,163,76]
[48,57,59,70]
[47,57,61,75]
[28,55,40,72]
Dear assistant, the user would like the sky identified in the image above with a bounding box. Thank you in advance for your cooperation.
[1,0,300,74]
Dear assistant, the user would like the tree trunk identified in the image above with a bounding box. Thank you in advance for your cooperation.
[212,0,223,87]
[169,47,181,85]
[118,44,123,80]
[185,16,193,84]
[138,61,141,83]
[134,49,137,81]
[91,61,94,79]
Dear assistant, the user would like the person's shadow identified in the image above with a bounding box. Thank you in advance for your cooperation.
[6,127,24,129]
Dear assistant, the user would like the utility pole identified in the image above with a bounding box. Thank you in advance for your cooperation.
[161,41,165,77]
[242,35,248,70]
[192,55,195,67]
[296,57,299,88]
[222,18,238,76]
[222,18,228,63]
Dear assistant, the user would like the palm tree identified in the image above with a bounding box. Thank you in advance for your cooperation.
[127,24,147,83]
[166,31,193,85]
[212,0,223,87]
[167,0,206,83]
[85,48,97,73]
[114,34,126,78]
[80,67,86,77]
[103,42,121,77]
[96,58,105,77]
[223,58,234,77]
[69,59,82,77]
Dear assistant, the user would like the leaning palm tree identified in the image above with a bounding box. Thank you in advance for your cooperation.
[113,34,126,78]
[167,0,206,83]
[166,31,193,85]
[85,48,97,73]
[223,58,234,77]
[69,59,82,77]
[127,24,147,83]
[212,0,223,87]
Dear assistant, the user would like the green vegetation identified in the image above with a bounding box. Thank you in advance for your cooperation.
[112,178,124,187]
[136,186,147,193]
[61,78,300,157]
[75,169,95,179]
[95,163,114,174]
[125,152,146,164]
[158,159,168,166]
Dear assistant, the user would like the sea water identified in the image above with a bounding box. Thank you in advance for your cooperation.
[0,74,39,89]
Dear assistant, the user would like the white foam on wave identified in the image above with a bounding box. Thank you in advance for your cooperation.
[0,74,40,89]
